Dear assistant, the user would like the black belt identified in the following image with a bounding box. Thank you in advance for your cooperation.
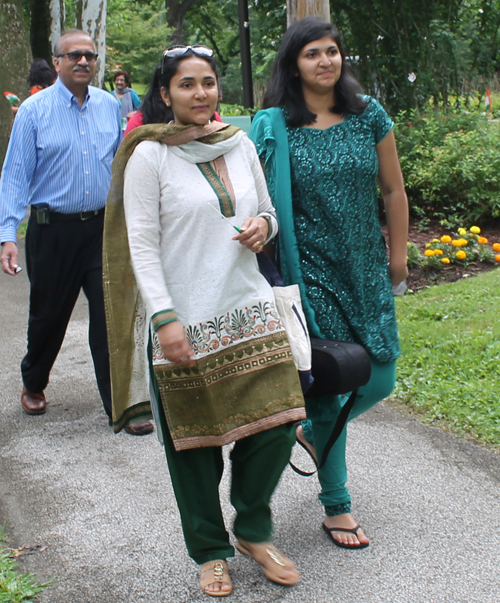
[31,206,104,224]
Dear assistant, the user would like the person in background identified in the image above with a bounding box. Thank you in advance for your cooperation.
[0,29,154,437]
[111,70,141,130]
[28,58,56,96]
[104,44,305,597]
[7,58,55,115]
[124,59,221,136]
[250,17,409,550]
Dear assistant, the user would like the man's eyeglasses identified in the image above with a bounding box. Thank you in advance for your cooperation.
[55,52,98,62]
[161,45,214,73]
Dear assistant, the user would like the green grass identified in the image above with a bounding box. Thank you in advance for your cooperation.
[393,269,500,448]
[16,224,27,240]
[132,83,148,97]
[0,527,50,602]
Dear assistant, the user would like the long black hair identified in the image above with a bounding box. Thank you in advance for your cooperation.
[27,58,55,89]
[142,49,219,125]
[263,18,367,127]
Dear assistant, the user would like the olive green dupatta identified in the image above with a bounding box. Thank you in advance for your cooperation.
[103,121,304,446]
[103,121,240,434]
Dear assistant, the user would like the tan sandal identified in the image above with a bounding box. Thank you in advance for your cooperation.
[235,539,300,586]
[199,559,233,597]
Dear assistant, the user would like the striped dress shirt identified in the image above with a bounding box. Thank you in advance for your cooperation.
[0,77,122,243]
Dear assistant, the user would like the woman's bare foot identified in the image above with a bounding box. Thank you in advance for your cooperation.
[295,426,368,548]
[323,513,369,547]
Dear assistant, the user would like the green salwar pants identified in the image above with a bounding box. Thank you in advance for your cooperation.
[161,412,296,565]
[302,357,396,516]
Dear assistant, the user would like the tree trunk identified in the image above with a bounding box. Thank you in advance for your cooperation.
[166,0,197,45]
[287,0,330,26]
[29,0,64,64]
[30,0,51,61]
[76,0,107,87]
[0,0,32,169]
[49,0,65,56]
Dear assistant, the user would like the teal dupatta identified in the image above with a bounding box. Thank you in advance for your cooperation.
[249,108,323,339]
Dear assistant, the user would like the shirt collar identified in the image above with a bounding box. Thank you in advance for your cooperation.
[55,76,91,107]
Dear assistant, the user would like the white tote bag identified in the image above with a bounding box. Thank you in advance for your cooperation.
[272,284,312,372]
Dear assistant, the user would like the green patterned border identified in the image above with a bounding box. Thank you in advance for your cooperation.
[153,332,305,448]
[198,162,235,217]
[112,400,153,433]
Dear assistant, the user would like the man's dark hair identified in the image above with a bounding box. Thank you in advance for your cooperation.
[263,17,367,127]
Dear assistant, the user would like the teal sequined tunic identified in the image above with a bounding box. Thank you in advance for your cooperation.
[285,99,400,363]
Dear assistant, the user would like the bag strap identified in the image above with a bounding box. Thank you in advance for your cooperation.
[289,389,358,477]
[256,251,284,287]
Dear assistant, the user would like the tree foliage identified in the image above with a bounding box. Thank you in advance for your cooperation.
[333,0,500,112]
[105,0,172,85]
[184,0,286,105]
[15,0,500,109]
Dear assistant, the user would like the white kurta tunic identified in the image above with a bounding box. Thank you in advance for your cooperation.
[124,134,284,359]
[122,132,305,449]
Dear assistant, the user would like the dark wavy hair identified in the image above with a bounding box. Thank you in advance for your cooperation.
[27,58,55,89]
[263,18,367,127]
[142,49,219,125]
[114,70,131,86]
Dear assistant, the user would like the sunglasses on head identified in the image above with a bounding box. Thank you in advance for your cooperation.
[55,51,98,62]
[161,45,214,73]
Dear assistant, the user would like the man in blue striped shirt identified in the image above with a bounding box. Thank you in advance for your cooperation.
[0,30,153,435]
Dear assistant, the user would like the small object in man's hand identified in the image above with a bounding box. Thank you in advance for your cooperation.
[15,266,23,274]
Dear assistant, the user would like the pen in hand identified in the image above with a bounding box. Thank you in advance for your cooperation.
[207,203,243,233]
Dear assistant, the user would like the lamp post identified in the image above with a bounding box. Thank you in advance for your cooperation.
[238,0,254,108]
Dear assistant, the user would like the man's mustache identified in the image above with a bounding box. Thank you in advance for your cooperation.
[73,65,91,72]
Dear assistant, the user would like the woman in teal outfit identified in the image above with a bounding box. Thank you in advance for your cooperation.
[250,18,409,549]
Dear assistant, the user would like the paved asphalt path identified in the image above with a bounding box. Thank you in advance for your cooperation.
[1,245,499,603]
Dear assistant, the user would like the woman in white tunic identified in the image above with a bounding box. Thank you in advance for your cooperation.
[103,47,305,597]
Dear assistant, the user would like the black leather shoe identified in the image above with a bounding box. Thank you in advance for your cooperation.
[21,387,47,415]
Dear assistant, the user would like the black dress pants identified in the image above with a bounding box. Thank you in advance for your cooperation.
[21,211,112,417]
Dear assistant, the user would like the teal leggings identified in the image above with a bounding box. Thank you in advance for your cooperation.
[302,357,396,516]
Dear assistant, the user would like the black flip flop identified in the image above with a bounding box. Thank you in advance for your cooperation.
[322,522,369,550]
[290,425,319,476]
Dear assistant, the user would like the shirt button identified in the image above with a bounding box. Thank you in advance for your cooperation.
[85,171,89,175]
[83,151,87,155]
[81,132,85,135]
[86,191,90,195]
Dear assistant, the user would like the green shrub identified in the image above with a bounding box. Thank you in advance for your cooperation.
[406,241,423,268]
[218,103,257,116]
[394,110,500,224]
